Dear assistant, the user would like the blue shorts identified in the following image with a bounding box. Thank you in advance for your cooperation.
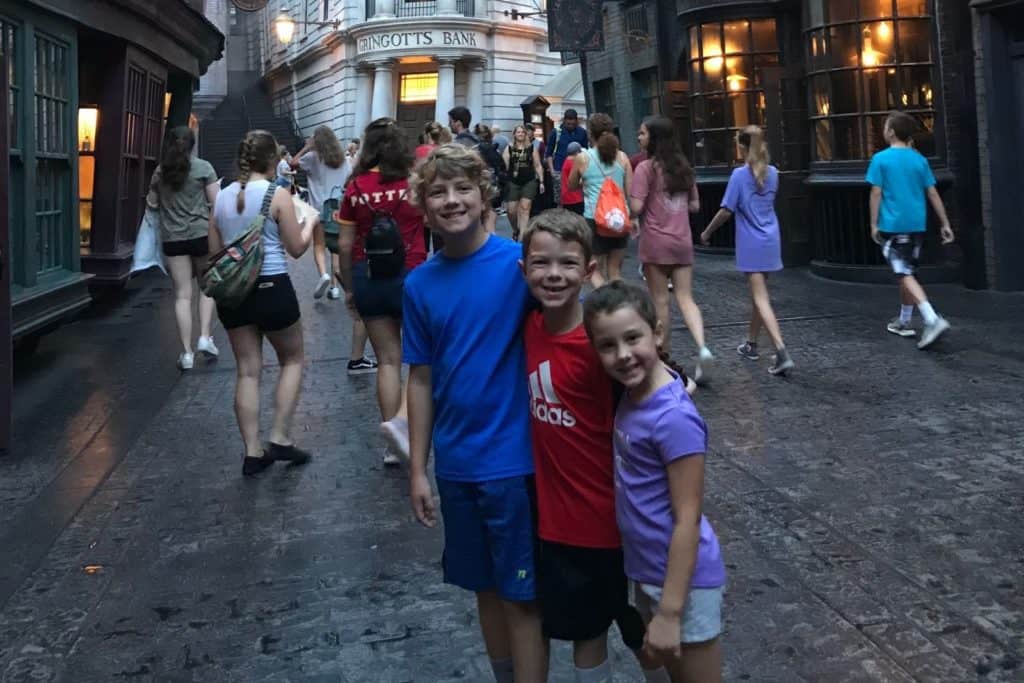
[436,475,537,601]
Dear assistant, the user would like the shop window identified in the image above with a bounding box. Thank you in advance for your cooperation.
[593,78,616,124]
[687,18,778,166]
[78,107,97,247]
[805,0,937,161]
[632,68,661,128]
[34,32,72,276]
[624,4,650,54]
[400,73,438,103]
[2,21,19,153]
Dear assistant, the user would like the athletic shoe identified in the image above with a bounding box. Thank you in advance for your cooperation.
[347,358,378,375]
[327,286,342,300]
[382,448,401,467]
[266,442,312,465]
[886,318,916,338]
[380,417,410,461]
[768,348,795,376]
[313,272,331,299]
[242,453,273,476]
[177,352,194,370]
[197,336,219,357]
[917,316,950,350]
[694,347,714,385]
[736,341,759,361]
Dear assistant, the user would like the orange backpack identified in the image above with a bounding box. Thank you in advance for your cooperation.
[592,152,629,238]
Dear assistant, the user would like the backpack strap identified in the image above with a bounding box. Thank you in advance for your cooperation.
[259,183,276,218]
[352,176,399,217]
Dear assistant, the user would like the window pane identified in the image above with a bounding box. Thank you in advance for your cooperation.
[753,54,779,87]
[862,66,898,111]
[833,117,864,158]
[865,114,889,154]
[706,130,731,165]
[807,0,825,27]
[689,26,699,60]
[751,19,777,52]
[689,60,701,89]
[692,96,706,128]
[861,0,894,20]
[727,56,752,92]
[808,29,828,70]
[831,70,861,113]
[897,0,929,17]
[901,66,934,108]
[812,74,831,115]
[703,56,724,92]
[912,113,935,156]
[701,23,722,60]
[723,21,751,54]
[864,21,895,65]
[897,20,932,62]
[828,0,858,23]
[705,94,726,128]
[815,119,833,160]
[729,93,752,127]
[828,24,860,69]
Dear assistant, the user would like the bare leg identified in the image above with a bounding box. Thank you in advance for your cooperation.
[483,207,497,234]
[363,317,403,421]
[900,274,928,305]
[573,633,609,668]
[191,255,215,339]
[166,254,195,353]
[668,638,722,683]
[226,325,263,458]
[312,223,327,276]
[591,254,608,289]
[748,273,785,350]
[644,263,673,349]
[748,303,763,344]
[671,266,706,351]
[351,318,369,361]
[264,320,305,446]
[607,247,627,281]
[502,599,548,682]
[505,201,518,235]
[477,591,512,662]
[516,199,533,240]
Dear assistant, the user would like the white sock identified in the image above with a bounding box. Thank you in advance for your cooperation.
[642,667,672,683]
[900,304,914,324]
[490,658,514,683]
[575,659,612,683]
[917,300,938,326]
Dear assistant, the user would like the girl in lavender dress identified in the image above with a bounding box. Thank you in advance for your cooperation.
[701,126,794,376]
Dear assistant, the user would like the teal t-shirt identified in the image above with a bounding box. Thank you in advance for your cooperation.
[865,147,936,234]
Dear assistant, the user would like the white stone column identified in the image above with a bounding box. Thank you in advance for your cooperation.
[373,0,396,19]
[467,60,485,121]
[354,67,373,135]
[370,60,395,120]
[437,0,459,15]
[434,59,457,124]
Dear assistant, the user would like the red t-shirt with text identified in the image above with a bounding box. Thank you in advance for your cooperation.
[337,171,426,270]
[524,311,620,548]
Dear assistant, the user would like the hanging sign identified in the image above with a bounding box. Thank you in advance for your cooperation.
[547,0,604,52]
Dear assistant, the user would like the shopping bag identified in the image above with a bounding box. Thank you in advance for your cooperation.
[131,209,167,276]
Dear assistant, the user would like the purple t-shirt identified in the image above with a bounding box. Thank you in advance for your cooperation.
[721,164,783,273]
[613,374,726,588]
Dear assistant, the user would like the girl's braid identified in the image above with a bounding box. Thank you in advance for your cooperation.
[236,134,255,213]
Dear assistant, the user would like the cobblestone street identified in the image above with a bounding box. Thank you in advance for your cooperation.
[2,223,1023,682]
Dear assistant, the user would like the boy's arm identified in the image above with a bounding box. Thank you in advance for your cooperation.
[927,186,955,244]
[408,363,437,527]
[869,186,883,244]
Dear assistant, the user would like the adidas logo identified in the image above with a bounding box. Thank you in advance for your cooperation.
[529,361,577,428]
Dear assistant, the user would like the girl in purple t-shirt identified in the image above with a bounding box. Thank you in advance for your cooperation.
[583,281,726,682]
[701,125,794,376]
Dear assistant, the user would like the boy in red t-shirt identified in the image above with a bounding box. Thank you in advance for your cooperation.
[520,209,658,682]
[559,142,585,215]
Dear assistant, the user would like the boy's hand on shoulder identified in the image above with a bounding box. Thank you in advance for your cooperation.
[940,224,955,245]
[410,473,437,528]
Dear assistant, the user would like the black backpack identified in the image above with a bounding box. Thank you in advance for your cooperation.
[352,177,406,280]
[477,141,508,187]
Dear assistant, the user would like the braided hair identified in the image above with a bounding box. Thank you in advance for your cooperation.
[235,130,279,214]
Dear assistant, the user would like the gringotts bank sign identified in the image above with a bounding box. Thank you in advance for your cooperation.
[357,29,482,55]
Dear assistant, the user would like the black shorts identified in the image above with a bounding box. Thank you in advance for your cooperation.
[163,236,209,258]
[587,220,629,255]
[536,540,629,642]
[564,202,584,216]
[352,261,404,320]
[217,273,300,332]
[880,233,924,277]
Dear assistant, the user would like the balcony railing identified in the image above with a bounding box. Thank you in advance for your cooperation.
[366,0,475,19]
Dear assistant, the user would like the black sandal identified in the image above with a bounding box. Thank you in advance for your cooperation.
[267,442,312,465]
[242,453,274,476]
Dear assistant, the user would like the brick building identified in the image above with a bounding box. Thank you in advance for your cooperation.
[578,0,1024,290]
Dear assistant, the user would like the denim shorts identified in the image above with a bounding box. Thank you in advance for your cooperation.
[436,475,537,602]
[633,581,724,644]
[351,261,404,321]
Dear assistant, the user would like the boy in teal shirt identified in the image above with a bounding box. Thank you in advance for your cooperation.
[866,111,955,349]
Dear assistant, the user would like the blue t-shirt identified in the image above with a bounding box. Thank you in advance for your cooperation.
[865,147,936,234]
[402,235,534,482]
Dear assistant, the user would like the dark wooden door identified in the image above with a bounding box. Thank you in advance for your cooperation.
[396,102,435,149]
[1,53,11,455]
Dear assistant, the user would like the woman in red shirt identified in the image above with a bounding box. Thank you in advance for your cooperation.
[559,141,585,215]
[336,117,426,466]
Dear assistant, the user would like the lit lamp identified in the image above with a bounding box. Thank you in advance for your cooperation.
[78,107,99,246]
[727,74,748,92]
[78,107,98,152]
[274,8,296,44]
[861,28,886,67]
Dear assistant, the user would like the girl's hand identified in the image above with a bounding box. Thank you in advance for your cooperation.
[644,610,682,662]
[410,473,437,528]
[700,229,713,245]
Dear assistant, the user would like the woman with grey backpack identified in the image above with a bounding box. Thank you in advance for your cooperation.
[208,130,317,476]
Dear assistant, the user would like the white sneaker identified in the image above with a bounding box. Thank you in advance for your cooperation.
[177,352,194,371]
[196,336,219,358]
[313,272,331,299]
[381,448,401,467]
[380,418,410,460]
[327,286,342,300]
[694,347,714,385]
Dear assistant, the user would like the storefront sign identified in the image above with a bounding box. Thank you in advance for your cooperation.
[357,29,482,55]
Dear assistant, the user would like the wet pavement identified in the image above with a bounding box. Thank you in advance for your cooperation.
[2,220,1023,682]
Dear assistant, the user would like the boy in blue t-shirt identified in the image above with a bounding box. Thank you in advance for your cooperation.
[403,144,546,682]
[866,111,955,349]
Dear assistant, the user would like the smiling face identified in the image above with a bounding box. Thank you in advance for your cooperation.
[422,174,484,238]
[513,125,529,144]
[588,305,664,392]
[521,231,594,311]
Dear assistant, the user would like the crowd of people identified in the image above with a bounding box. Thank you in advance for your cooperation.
[143,104,954,681]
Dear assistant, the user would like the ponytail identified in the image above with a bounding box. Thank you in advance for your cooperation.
[236,135,255,214]
[160,127,195,192]
[588,113,620,166]
[738,125,769,190]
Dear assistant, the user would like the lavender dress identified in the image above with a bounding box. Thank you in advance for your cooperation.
[720,164,783,273]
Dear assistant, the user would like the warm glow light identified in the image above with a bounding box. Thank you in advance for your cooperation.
[164,92,172,118]
[400,73,439,103]
[861,28,885,68]
[727,74,748,91]
[878,22,892,40]
[78,107,98,152]
[274,9,296,44]
[400,56,434,65]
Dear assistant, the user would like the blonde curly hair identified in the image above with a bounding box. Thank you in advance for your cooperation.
[409,143,494,209]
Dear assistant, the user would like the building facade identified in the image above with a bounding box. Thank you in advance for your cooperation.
[580,0,1024,291]
[247,0,584,146]
[2,0,224,346]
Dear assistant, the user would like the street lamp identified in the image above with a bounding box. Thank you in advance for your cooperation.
[273,7,340,45]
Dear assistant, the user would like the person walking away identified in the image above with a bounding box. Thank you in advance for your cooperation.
[146,126,220,371]
[520,210,651,681]
[474,123,507,234]
[275,145,295,189]
[568,113,633,288]
[559,142,585,216]
[545,109,589,208]
[867,111,954,348]
[406,144,546,682]
[209,130,317,475]
[502,125,545,241]
[700,125,794,376]
[631,116,714,384]
[336,117,426,466]
[583,281,727,683]
[448,106,479,148]
[492,124,510,156]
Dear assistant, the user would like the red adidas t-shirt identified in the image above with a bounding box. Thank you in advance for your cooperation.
[336,171,426,271]
[524,311,620,549]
